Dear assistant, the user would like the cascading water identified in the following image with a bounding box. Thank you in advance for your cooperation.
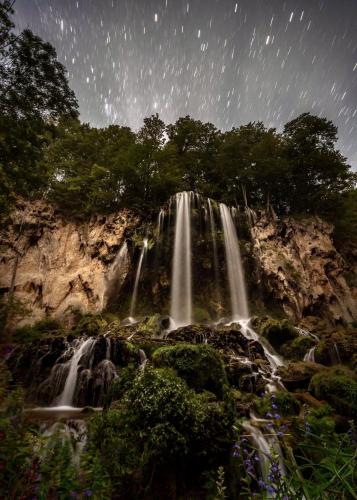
[219,203,249,321]
[304,346,316,362]
[129,238,148,319]
[170,192,193,328]
[56,337,96,407]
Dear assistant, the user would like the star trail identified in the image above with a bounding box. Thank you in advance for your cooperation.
[14,0,357,167]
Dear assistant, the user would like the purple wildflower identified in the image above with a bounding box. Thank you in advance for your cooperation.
[84,489,93,497]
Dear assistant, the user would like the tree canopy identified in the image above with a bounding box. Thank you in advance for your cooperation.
[0,1,356,246]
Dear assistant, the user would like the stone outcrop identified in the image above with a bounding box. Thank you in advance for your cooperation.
[251,214,357,324]
[0,199,138,327]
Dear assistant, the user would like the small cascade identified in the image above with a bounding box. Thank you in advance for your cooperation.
[129,238,148,318]
[243,414,286,491]
[170,192,193,328]
[57,337,96,407]
[139,349,148,371]
[219,203,249,321]
[295,327,319,342]
[304,346,316,362]
[157,209,165,237]
[330,342,342,364]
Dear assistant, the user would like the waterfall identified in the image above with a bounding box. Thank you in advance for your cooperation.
[304,346,316,362]
[219,203,249,321]
[129,238,148,318]
[56,337,96,407]
[170,192,192,328]
[208,198,221,305]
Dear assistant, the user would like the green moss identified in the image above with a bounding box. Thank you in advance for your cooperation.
[152,343,228,398]
[71,313,108,336]
[309,366,357,417]
[13,318,63,343]
[193,306,212,323]
[255,391,301,417]
[136,314,162,337]
[258,317,298,351]
[280,335,315,360]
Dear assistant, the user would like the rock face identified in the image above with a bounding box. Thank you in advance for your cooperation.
[0,199,138,327]
[251,214,357,324]
[1,200,356,327]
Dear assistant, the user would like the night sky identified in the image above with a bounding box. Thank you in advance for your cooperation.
[14,0,357,167]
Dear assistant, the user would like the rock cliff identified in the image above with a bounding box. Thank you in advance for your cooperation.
[251,214,357,324]
[0,199,138,327]
[1,200,356,328]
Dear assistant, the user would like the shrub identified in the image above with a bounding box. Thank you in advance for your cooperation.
[87,367,235,496]
[13,318,62,343]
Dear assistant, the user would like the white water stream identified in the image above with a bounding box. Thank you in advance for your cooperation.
[129,238,148,318]
[56,337,96,407]
[219,203,249,321]
[170,192,193,328]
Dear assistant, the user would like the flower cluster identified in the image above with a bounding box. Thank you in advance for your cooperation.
[265,394,288,438]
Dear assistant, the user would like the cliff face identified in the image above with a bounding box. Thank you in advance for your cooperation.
[0,200,138,327]
[1,200,356,327]
[251,214,357,324]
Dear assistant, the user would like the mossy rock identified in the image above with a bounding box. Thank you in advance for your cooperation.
[309,366,357,417]
[255,391,301,417]
[277,361,326,391]
[225,358,253,388]
[314,329,357,366]
[280,335,316,361]
[152,343,228,398]
[256,317,298,351]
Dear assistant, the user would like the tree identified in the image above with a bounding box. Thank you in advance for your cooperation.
[166,115,221,193]
[0,26,78,120]
[0,1,78,213]
[282,113,355,213]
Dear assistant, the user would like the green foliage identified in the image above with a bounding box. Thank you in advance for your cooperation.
[152,343,228,398]
[87,367,235,495]
[309,366,357,417]
[0,387,34,498]
[70,313,108,337]
[13,317,63,343]
[0,2,78,213]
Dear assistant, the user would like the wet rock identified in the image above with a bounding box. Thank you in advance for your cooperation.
[277,361,326,391]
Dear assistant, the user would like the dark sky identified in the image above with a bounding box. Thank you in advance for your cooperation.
[14,0,357,167]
